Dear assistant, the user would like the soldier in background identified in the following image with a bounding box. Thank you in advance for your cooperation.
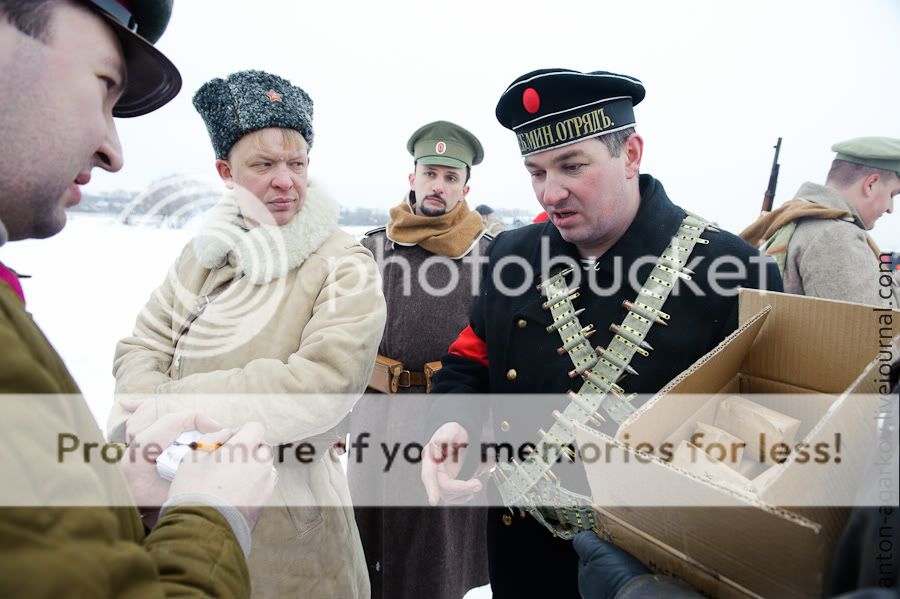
[349,121,490,599]
[475,204,506,235]
[742,137,900,306]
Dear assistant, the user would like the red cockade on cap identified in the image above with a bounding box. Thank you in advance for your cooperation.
[522,88,540,114]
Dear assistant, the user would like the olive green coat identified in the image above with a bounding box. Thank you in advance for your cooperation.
[0,280,251,597]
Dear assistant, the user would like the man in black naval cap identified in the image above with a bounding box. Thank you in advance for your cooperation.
[0,2,276,596]
[421,68,783,597]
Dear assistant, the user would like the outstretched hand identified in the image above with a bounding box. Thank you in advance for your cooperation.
[421,422,482,506]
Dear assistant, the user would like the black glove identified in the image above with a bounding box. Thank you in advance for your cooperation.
[573,531,650,599]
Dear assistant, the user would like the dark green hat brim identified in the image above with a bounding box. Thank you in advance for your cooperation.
[418,156,468,169]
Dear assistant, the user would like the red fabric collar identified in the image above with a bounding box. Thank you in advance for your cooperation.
[0,261,25,304]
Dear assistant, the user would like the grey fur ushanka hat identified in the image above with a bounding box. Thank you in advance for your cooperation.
[192,70,314,159]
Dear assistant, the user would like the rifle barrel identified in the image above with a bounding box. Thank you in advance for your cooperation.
[761,137,782,214]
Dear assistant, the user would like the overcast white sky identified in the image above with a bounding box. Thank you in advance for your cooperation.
[88,0,900,248]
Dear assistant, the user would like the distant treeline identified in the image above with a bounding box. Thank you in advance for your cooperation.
[72,192,390,227]
[340,206,389,226]
[71,179,534,229]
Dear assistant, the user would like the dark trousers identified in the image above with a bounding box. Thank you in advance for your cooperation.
[486,506,580,598]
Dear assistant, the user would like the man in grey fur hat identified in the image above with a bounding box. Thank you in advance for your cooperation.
[110,69,386,598]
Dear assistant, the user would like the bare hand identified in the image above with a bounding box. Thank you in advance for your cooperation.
[421,422,482,506]
[170,421,277,529]
[120,411,223,509]
[122,396,156,444]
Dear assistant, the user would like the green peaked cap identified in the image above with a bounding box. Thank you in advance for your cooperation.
[407,121,484,169]
[832,136,900,177]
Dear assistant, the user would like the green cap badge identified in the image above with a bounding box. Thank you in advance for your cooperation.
[407,120,484,169]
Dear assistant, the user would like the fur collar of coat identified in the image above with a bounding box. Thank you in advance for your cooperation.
[191,183,339,285]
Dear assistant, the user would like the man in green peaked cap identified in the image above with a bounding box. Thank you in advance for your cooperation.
[1,1,276,597]
[407,120,484,166]
[406,120,484,216]
[348,120,491,599]
[742,136,900,306]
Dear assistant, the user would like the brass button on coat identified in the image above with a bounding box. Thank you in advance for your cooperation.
[500,421,510,432]
[502,514,513,526]
[506,369,517,381]
[517,319,527,328]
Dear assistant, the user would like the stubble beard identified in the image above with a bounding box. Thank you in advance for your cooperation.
[0,177,69,241]
[419,195,449,218]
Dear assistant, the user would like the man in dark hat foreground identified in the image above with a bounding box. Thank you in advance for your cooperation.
[0,2,275,596]
[421,68,783,597]
[741,136,900,306]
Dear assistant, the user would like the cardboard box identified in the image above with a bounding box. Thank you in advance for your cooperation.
[575,289,899,598]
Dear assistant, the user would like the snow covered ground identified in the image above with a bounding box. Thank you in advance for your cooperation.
[1,215,492,598]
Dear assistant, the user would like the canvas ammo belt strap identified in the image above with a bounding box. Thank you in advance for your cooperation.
[492,212,715,539]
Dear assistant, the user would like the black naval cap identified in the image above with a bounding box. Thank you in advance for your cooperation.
[193,70,314,160]
[495,68,645,156]
[83,0,182,117]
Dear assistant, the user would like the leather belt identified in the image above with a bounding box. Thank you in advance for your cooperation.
[397,370,428,388]
[368,355,443,393]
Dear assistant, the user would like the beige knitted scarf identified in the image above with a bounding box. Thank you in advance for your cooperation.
[386,195,485,258]
[740,198,880,256]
